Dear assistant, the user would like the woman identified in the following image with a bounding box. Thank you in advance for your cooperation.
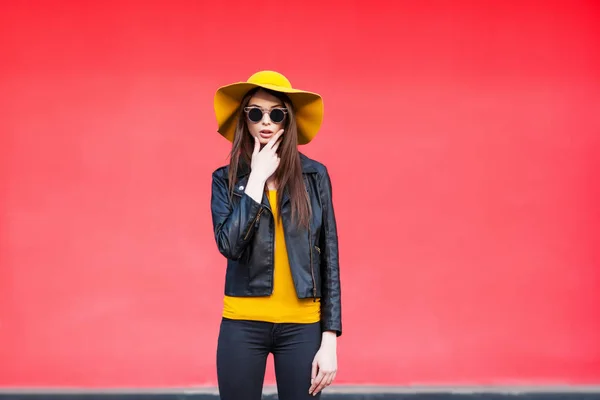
[210,70,342,400]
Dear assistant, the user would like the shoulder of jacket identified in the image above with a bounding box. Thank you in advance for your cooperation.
[212,165,230,180]
[299,152,329,176]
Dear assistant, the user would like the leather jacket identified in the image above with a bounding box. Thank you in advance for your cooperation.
[211,153,342,336]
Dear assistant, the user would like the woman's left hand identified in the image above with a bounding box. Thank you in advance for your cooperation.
[309,332,338,396]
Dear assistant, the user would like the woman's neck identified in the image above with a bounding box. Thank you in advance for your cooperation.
[266,176,278,191]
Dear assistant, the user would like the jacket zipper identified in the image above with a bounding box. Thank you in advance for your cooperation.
[308,224,317,301]
[244,207,263,240]
[232,190,264,241]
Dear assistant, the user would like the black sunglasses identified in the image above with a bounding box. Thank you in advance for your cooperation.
[244,107,288,124]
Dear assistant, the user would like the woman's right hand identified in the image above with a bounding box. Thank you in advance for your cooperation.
[243,130,283,204]
[250,129,283,181]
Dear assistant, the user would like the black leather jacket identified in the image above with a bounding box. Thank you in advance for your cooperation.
[211,153,342,336]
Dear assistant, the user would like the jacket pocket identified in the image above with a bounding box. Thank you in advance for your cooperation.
[311,245,323,298]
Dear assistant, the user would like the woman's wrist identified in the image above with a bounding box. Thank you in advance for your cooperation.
[244,171,267,203]
[321,331,337,347]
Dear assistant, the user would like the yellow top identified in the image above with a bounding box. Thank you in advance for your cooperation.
[222,190,321,323]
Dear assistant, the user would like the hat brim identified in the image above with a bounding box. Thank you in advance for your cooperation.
[214,82,323,145]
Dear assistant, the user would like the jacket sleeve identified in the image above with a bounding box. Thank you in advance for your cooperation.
[318,167,342,336]
[211,170,263,260]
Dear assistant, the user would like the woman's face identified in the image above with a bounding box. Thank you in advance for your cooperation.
[245,90,287,146]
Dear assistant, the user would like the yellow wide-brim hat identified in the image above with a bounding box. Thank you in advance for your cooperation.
[214,70,324,145]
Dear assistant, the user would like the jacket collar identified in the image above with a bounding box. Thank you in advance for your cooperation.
[236,152,318,178]
[233,153,317,211]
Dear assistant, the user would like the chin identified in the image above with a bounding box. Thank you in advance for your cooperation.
[256,136,271,145]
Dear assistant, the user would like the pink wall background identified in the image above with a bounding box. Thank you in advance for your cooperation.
[1,0,599,388]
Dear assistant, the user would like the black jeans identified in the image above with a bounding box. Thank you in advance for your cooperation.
[217,317,322,400]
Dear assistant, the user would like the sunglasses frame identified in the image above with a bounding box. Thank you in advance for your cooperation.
[243,106,288,124]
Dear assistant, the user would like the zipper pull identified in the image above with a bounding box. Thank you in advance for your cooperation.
[255,208,263,229]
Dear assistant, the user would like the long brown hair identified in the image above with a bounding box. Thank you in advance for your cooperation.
[227,88,310,228]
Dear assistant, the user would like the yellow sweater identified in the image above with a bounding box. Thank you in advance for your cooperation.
[222,190,321,323]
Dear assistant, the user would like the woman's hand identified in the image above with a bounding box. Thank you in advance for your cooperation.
[244,130,283,203]
[250,130,283,180]
[309,331,337,396]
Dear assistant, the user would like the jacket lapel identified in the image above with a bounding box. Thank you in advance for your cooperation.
[232,171,272,213]
[281,153,316,208]
[234,153,317,211]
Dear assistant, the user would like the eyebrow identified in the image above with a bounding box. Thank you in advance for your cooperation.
[248,104,284,108]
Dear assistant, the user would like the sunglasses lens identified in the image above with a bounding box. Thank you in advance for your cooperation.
[247,108,263,122]
[270,109,285,123]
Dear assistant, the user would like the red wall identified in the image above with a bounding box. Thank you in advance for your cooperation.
[1,0,600,389]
